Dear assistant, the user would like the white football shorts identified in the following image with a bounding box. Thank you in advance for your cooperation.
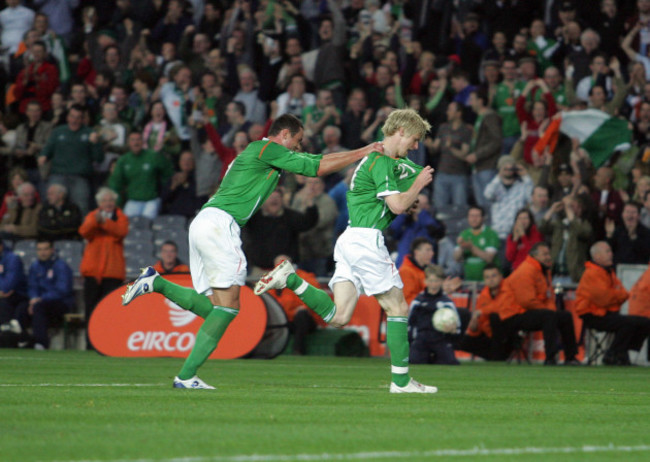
[189,207,247,295]
[329,227,403,296]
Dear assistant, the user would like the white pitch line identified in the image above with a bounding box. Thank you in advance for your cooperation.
[0,383,164,387]
[48,444,650,462]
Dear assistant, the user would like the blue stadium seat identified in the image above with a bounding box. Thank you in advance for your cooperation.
[128,215,152,230]
[55,240,84,259]
[125,253,156,280]
[124,241,155,258]
[124,229,154,245]
[153,229,188,247]
[60,254,82,278]
[435,204,469,221]
[13,239,37,254]
[152,214,187,231]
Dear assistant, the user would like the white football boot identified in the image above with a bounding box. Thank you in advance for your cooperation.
[390,378,438,394]
[173,376,215,389]
[254,259,295,295]
[122,266,158,306]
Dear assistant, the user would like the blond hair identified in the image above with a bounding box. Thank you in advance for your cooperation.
[381,108,431,140]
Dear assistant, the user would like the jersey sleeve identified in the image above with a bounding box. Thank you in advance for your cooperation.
[485,228,501,252]
[368,155,399,199]
[260,142,322,177]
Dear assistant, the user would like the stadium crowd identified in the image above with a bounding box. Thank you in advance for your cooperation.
[1,0,650,360]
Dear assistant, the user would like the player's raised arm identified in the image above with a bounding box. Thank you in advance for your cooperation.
[316,142,384,177]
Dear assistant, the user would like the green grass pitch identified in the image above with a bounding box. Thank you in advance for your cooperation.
[2,350,650,462]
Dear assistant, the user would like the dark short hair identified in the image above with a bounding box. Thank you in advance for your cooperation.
[482,263,501,274]
[134,71,156,90]
[590,52,607,64]
[230,100,246,116]
[36,238,54,248]
[468,205,484,217]
[411,237,433,255]
[451,70,469,82]
[161,240,178,251]
[268,114,303,137]
[588,84,606,97]
[530,241,550,257]
[97,70,115,86]
[104,44,120,56]
[624,201,642,213]
[69,104,85,114]
[470,88,489,106]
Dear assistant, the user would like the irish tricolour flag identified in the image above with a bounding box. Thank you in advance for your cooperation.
[534,109,631,168]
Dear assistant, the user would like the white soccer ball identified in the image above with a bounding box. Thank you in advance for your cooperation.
[432,308,459,334]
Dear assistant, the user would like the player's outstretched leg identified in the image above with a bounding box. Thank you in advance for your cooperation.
[255,260,337,323]
[175,305,239,388]
[122,266,212,319]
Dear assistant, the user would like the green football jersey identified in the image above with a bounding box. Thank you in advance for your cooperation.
[459,225,500,281]
[203,140,322,227]
[347,152,422,231]
[493,81,525,137]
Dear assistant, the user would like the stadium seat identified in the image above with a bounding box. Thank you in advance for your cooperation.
[124,241,155,258]
[13,240,38,268]
[124,229,154,245]
[13,239,37,254]
[443,217,469,242]
[125,253,156,280]
[55,240,84,259]
[128,216,152,230]
[581,327,614,366]
[152,214,187,231]
[507,331,532,365]
[435,204,469,221]
[60,254,83,277]
[17,250,38,270]
[153,229,188,247]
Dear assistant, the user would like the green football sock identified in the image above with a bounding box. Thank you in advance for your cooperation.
[387,316,410,387]
[153,276,213,319]
[178,306,239,380]
[286,273,337,323]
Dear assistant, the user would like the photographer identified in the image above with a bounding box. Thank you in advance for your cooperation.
[538,194,593,284]
[484,156,533,262]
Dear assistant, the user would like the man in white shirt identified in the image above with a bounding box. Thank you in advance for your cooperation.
[276,75,316,120]
[0,0,35,54]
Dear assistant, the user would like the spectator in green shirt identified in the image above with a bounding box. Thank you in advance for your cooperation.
[39,105,103,216]
[453,205,500,281]
[108,132,175,220]
[492,57,525,154]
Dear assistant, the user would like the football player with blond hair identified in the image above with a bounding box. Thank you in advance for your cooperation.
[256,109,438,393]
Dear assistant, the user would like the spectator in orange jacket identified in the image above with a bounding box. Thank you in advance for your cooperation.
[400,237,434,306]
[458,264,511,360]
[153,240,190,275]
[629,263,650,318]
[79,187,128,347]
[504,242,579,365]
[575,242,650,365]
[268,255,320,355]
